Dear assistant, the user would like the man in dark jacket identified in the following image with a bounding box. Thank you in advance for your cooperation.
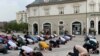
[0,43,8,54]
[83,38,99,54]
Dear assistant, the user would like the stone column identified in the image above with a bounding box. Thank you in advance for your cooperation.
[87,17,89,34]
[95,16,98,35]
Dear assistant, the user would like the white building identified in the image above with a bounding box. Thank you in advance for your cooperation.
[16,11,27,24]
[26,0,100,35]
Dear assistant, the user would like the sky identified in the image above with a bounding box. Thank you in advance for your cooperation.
[0,0,35,22]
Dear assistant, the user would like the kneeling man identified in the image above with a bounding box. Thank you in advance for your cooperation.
[68,45,89,56]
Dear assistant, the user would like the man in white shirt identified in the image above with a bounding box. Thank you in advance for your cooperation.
[8,40,17,49]
[63,36,71,41]
[20,45,33,56]
[60,36,66,42]
[59,36,66,44]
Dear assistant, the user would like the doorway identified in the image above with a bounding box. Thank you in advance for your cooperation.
[33,23,38,35]
[72,22,81,35]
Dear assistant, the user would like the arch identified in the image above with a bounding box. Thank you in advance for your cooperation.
[43,23,51,35]
[33,23,38,35]
[72,21,81,35]
[90,20,94,28]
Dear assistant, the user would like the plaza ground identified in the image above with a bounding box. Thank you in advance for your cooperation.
[0,35,100,56]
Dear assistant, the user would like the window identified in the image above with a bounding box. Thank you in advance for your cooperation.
[89,1,95,12]
[33,9,37,16]
[90,20,94,28]
[74,6,80,13]
[58,7,64,14]
[99,3,100,12]
[44,8,49,15]
[90,4,95,12]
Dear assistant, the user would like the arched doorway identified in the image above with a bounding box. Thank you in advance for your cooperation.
[43,23,51,35]
[98,21,100,34]
[33,23,38,35]
[72,22,81,35]
[89,20,95,35]
[90,20,94,28]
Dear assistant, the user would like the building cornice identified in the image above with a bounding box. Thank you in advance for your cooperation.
[28,12,100,18]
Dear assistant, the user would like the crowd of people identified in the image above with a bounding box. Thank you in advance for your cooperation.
[0,32,74,56]
[0,32,99,56]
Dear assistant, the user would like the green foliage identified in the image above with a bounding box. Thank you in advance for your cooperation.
[4,21,28,33]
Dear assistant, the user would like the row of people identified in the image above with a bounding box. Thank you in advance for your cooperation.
[0,32,75,55]
[19,35,74,56]
[19,34,99,56]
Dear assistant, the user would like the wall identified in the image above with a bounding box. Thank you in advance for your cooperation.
[27,1,87,17]
[28,13,87,35]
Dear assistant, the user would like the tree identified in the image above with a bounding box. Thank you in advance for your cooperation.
[19,23,28,33]
[4,20,28,33]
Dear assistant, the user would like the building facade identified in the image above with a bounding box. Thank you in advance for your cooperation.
[16,11,27,24]
[26,0,100,35]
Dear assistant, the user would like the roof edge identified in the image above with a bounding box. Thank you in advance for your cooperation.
[26,0,87,8]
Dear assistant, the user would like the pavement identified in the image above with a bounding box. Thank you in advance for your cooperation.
[0,35,100,56]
